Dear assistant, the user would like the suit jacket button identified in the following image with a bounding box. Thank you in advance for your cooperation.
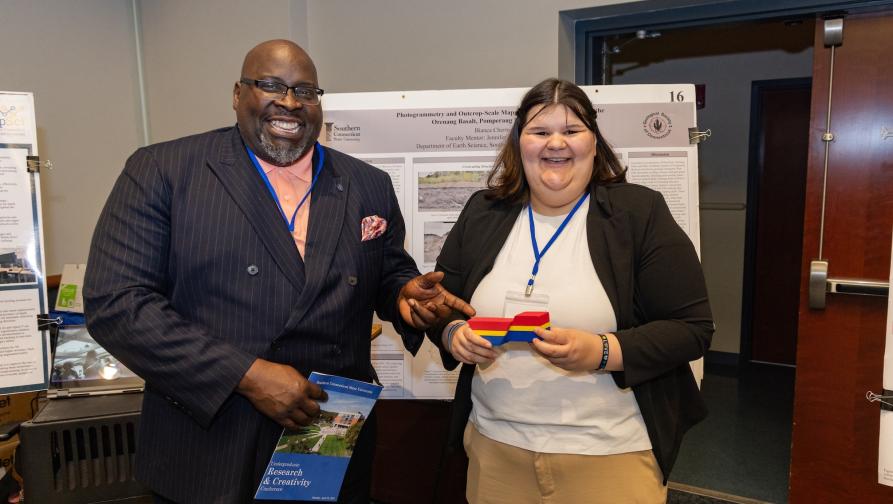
[247,265,259,275]
[347,275,358,286]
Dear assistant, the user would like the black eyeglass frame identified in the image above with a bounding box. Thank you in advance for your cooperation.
[239,78,325,104]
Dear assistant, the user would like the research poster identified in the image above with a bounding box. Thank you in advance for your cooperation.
[879,231,893,487]
[322,85,701,399]
[0,91,49,395]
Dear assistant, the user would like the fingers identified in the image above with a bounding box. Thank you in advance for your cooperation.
[406,298,437,329]
[465,329,494,351]
[534,326,566,344]
[451,326,498,365]
[530,337,568,360]
[280,418,302,431]
[273,392,318,430]
[295,395,320,420]
[418,270,444,289]
[530,328,570,360]
[441,288,476,317]
[531,329,602,371]
[409,271,443,293]
[305,380,327,402]
[410,309,427,329]
[287,407,314,428]
[453,346,495,365]
[241,362,332,428]
[399,274,477,326]
[413,298,439,325]
[530,338,578,372]
[281,379,329,428]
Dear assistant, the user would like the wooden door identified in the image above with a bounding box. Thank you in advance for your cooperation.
[790,13,893,503]
[747,79,811,365]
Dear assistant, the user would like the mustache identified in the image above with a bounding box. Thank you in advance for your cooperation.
[266,107,307,119]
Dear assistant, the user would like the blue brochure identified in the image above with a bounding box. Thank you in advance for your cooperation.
[255,372,382,501]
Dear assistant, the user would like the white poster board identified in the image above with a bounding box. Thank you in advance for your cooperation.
[322,85,701,399]
[0,91,50,395]
[879,231,893,487]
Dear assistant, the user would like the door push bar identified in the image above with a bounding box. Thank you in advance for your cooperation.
[804,20,891,309]
[809,260,890,309]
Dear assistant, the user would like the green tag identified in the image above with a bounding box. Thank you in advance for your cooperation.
[57,284,78,308]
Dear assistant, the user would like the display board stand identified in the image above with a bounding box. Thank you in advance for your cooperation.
[0,91,51,396]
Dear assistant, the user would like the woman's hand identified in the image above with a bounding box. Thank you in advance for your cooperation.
[444,322,499,365]
[531,326,618,372]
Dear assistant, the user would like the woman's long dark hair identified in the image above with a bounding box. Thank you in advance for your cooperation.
[487,78,626,204]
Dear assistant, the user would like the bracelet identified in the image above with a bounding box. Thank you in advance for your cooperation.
[445,320,467,352]
[597,333,609,370]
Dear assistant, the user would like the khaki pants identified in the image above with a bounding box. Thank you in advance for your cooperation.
[464,422,667,504]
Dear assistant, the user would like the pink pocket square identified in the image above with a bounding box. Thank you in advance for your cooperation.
[361,215,388,241]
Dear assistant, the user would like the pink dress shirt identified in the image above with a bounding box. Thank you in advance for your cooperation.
[256,149,313,257]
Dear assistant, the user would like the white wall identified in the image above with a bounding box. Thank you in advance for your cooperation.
[2,0,631,275]
[0,0,143,277]
[139,0,310,143]
[305,0,612,92]
[612,21,814,354]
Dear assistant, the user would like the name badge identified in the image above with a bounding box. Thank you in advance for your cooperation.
[504,290,549,317]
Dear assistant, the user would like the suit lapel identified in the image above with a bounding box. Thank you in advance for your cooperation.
[207,128,306,292]
[587,185,632,327]
[286,146,346,329]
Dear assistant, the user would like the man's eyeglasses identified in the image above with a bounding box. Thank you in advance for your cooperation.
[239,78,324,105]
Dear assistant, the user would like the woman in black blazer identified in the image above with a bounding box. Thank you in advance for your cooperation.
[428,79,713,503]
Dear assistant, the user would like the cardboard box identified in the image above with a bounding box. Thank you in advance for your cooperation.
[0,393,39,425]
[0,434,23,499]
[0,434,18,471]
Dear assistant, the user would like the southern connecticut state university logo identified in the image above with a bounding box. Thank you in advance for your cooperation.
[325,122,361,143]
[642,112,672,140]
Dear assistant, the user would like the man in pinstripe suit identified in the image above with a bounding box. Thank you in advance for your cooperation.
[84,39,471,503]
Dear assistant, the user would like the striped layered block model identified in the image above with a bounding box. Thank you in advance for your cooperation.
[467,311,551,345]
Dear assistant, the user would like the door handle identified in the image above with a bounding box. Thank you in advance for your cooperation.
[808,260,889,309]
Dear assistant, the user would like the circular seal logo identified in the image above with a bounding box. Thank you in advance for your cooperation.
[642,112,672,139]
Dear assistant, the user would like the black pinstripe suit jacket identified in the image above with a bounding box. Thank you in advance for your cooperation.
[84,126,422,503]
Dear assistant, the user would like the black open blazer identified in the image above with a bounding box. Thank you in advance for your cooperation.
[430,182,714,483]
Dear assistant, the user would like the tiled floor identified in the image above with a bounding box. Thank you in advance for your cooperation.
[670,363,796,503]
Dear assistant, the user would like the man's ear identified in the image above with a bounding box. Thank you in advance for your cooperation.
[233,82,241,111]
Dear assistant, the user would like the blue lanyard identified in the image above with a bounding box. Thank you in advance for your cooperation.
[525,192,589,296]
[246,142,325,233]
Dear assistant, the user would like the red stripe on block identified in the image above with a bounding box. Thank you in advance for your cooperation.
[511,311,549,327]
[467,317,512,331]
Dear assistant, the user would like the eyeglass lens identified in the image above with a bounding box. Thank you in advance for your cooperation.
[253,80,320,104]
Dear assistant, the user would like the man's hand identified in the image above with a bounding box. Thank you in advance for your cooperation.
[398,271,476,329]
[236,359,328,430]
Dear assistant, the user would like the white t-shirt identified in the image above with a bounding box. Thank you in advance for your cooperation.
[469,198,651,455]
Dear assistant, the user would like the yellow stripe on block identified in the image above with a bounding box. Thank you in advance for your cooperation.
[475,330,507,336]
[508,323,551,331]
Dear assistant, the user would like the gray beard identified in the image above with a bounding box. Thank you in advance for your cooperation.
[257,129,311,166]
